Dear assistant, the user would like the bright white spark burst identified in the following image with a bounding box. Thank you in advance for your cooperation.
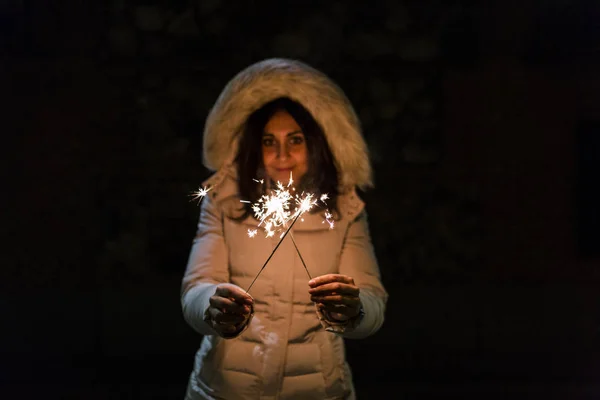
[190,174,334,233]
[243,174,333,238]
[191,186,211,204]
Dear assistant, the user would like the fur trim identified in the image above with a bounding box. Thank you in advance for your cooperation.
[202,58,373,191]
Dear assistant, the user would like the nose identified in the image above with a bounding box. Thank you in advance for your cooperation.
[276,142,289,160]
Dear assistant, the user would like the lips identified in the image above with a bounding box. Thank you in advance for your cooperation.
[273,168,294,183]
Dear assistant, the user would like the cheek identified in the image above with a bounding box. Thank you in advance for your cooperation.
[294,149,308,168]
[262,149,274,165]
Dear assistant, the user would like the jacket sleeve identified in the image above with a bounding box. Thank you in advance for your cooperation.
[320,210,388,339]
[180,194,233,337]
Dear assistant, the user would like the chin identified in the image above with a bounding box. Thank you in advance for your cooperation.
[270,170,295,184]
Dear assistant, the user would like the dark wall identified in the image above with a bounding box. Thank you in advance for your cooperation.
[3,1,600,399]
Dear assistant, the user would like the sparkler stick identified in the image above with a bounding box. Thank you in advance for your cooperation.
[243,177,331,290]
[245,211,303,294]
[289,233,312,279]
[191,173,328,293]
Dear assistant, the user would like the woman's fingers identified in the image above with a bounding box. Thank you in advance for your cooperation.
[317,302,358,318]
[213,318,240,334]
[308,274,360,311]
[310,293,361,306]
[309,274,355,288]
[208,285,254,336]
[209,294,251,315]
[209,307,247,325]
[308,282,359,297]
[308,274,359,298]
[215,284,254,305]
[309,275,362,321]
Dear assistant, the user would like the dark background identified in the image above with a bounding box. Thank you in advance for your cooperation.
[2,1,600,399]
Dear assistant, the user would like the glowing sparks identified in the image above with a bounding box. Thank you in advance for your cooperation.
[191,175,334,238]
[244,176,321,238]
[323,211,335,229]
[319,194,334,229]
[191,185,211,204]
[296,193,316,213]
[188,174,336,294]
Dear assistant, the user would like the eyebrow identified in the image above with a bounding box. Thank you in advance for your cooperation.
[262,130,303,137]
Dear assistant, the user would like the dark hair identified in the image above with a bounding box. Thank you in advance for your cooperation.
[234,97,339,220]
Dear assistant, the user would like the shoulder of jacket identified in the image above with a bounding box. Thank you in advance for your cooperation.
[337,188,365,222]
[201,164,240,206]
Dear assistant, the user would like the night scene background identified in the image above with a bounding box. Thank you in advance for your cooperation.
[2,1,600,399]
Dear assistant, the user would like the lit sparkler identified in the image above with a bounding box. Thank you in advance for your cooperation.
[190,174,334,295]
[245,202,311,293]
[323,211,334,229]
[190,185,211,204]
[244,174,326,293]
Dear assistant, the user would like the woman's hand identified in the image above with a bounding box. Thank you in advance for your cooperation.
[308,274,361,321]
[207,283,254,336]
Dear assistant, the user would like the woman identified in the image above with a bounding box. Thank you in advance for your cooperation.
[181,58,388,400]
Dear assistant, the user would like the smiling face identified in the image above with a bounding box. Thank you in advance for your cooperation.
[236,98,340,219]
[261,109,308,185]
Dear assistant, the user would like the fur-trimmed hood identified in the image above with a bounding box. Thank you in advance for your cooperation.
[202,58,373,191]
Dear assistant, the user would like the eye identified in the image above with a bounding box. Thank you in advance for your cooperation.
[262,137,274,147]
[289,135,305,145]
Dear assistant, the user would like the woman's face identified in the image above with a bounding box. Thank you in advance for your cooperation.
[262,109,308,185]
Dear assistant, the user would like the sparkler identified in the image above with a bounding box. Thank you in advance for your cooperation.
[289,233,310,279]
[190,174,333,295]
[246,194,316,293]
[190,185,211,204]
[244,173,333,293]
[242,177,296,239]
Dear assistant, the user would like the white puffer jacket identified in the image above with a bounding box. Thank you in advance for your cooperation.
[181,58,388,400]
